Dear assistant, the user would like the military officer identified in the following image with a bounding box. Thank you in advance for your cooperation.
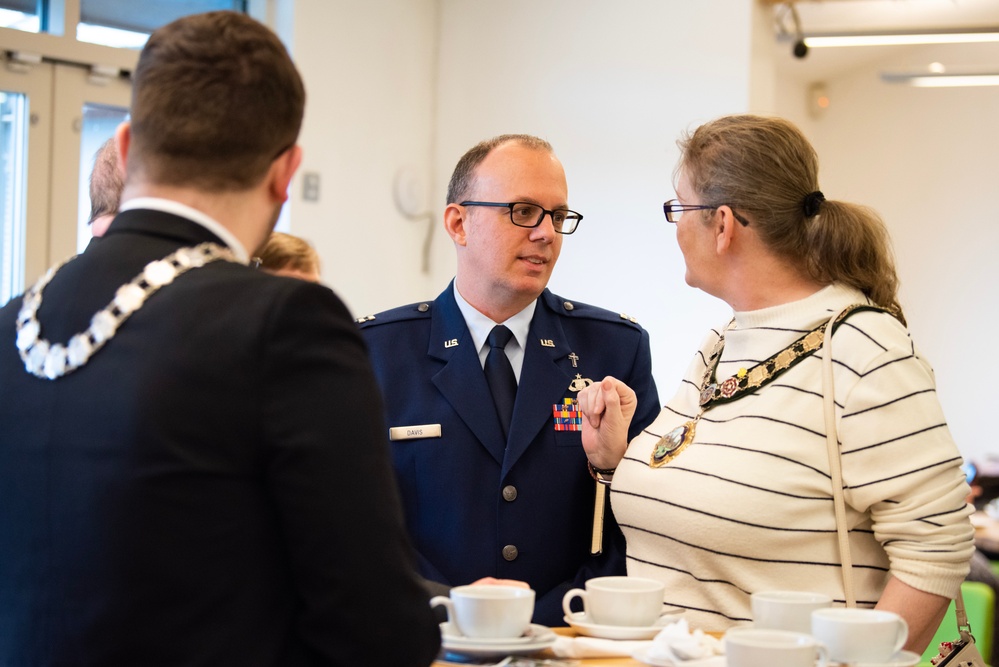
[358,134,660,626]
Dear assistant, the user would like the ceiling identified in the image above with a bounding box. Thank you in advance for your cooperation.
[768,0,999,83]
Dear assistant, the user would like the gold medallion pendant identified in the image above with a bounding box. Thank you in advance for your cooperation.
[650,418,698,468]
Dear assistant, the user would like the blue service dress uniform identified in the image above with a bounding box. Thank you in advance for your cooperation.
[358,283,660,626]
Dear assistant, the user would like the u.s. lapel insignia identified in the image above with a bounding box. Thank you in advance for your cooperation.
[539,338,555,347]
[444,338,458,348]
[568,374,593,392]
[553,397,582,431]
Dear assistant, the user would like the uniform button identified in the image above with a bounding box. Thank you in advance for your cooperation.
[417,303,430,312]
[502,485,518,502]
[502,545,519,561]
[563,301,575,311]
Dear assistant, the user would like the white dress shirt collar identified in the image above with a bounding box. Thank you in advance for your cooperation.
[119,197,251,264]
[452,283,536,382]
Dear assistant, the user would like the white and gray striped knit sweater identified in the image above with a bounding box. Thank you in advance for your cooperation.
[612,283,974,633]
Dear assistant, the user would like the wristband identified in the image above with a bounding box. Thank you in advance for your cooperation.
[587,460,616,484]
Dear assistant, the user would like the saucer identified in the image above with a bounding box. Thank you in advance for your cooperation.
[440,624,556,659]
[851,649,921,667]
[564,610,684,640]
[440,622,548,645]
[632,647,726,667]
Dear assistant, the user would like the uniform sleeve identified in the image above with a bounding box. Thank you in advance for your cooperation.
[626,326,662,439]
[836,318,974,599]
[258,283,441,666]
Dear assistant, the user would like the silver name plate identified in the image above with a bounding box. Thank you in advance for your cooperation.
[388,424,442,441]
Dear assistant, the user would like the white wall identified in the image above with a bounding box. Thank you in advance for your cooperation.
[774,44,999,464]
[285,0,440,318]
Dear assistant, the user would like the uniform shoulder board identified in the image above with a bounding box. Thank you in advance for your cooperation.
[356,301,432,328]
[546,292,644,329]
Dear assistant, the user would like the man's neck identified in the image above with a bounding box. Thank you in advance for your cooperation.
[121,183,272,257]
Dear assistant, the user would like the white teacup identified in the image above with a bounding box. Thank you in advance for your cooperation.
[561,576,666,627]
[751,590,833,634]
[430,585,535,639]
[811,608,909,664]
[724,627,830,667]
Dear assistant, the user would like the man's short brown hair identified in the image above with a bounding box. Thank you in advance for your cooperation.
[128,11,305,191]
[445,134,554,204]
[88,138,123,224]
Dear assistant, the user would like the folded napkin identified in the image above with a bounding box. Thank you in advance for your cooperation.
[643,619,724,664]
[551,635,653,658]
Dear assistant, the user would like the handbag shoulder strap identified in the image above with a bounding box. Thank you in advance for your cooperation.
[820,302,895,608]
[956,588,976,641]
[822,305,857,607]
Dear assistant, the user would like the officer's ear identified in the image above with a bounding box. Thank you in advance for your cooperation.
[443,202,469,247]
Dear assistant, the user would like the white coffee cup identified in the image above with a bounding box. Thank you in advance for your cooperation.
[811,608,909,664]
[430,585,535,639]
[561,576,666,627]
[751,590,833,634]
[724,627,830,667]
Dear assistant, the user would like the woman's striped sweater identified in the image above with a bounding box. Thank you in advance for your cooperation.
[612,284,974,632]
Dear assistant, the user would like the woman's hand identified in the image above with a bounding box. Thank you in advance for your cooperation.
[469,577,530,588]
[577,376,637,470]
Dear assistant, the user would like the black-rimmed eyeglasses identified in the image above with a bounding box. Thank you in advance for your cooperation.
[460,201,583,235]
[663,199,749,226]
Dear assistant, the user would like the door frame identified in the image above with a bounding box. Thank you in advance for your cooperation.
[0,56,130,287]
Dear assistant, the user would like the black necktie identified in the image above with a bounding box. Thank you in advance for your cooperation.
[484,325,517,439]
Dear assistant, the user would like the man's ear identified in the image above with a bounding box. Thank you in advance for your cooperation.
[114,121,130,175]
[714,205,739,255]
[443,203,469,246]
[269,145,303,203]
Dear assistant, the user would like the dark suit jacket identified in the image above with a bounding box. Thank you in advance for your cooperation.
[358,284,660,626]
[0,210,440,666]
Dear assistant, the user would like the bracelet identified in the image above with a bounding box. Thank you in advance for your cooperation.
[587,460,616,483]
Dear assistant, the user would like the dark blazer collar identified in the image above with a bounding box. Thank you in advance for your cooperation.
[103,208,230,249]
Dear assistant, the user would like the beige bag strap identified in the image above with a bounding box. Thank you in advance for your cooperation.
[823,304,975,643]
[822,305,857,607]
[955,587,974,641]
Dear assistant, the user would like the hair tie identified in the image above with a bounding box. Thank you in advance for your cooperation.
[802,191,825,217]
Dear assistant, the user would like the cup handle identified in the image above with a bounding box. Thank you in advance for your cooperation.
[429,595,457,634]
[562,588,587,619]
[894,617,910,654]
[814,640,830,667]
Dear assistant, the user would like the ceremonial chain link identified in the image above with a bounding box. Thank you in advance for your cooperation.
[15,243,236,380]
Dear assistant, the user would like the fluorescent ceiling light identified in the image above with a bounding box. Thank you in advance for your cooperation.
[881,72,999,87]
[805,30,999,48]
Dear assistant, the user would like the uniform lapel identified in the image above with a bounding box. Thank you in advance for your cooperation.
[501,292,574,476]
[429,285,508,464]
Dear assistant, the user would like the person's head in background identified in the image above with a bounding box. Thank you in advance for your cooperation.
[116,10,305,254]
[443,134,581,323]
[87,137,124,238]
[255,232,321,282]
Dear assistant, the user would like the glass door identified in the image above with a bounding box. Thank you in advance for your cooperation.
[0,57,52,306]
[0,58,129,305]
[49,61,130,257]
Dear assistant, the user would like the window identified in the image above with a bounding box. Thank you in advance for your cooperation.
[77,0,247,47]
[0,0,40,33]
[0,91,28,305]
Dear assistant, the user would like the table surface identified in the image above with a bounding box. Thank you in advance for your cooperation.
[432,625,678,666]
